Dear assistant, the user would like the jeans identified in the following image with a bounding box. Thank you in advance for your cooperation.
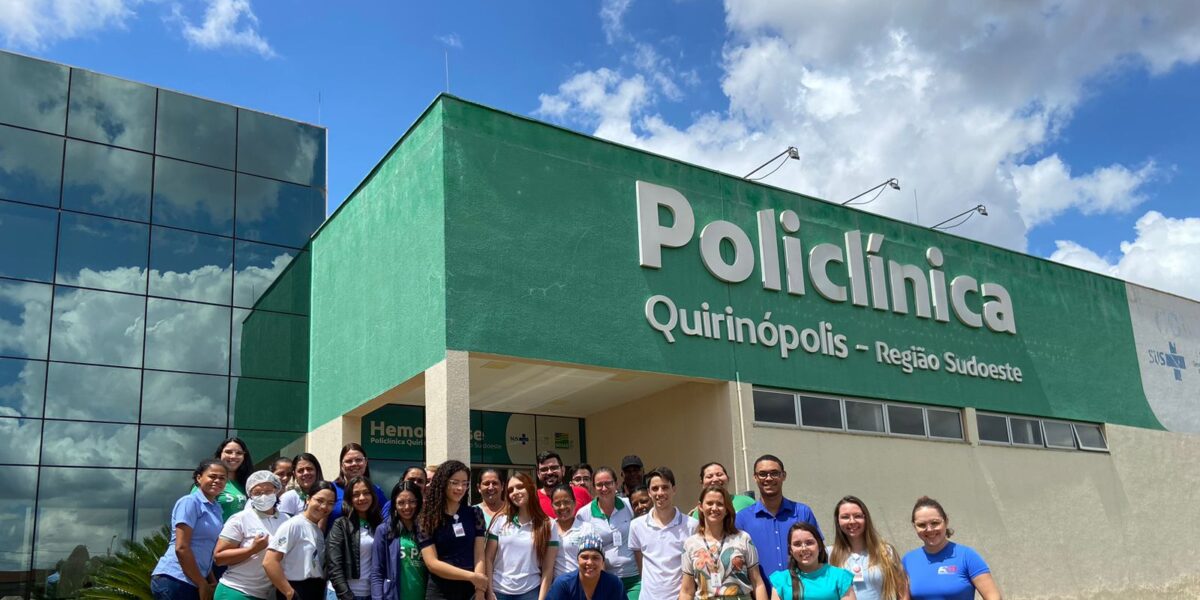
[151,575,200,600]
[324,590,369,600]
[494,590,540,600]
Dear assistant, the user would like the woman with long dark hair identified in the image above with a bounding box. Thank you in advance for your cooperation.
[264,480,337,600]
[329,444,389,526]
[418,460,488,600]
[198,437,253,521]
[151,459,229,600]
[902,497,999,600]
[767,522,854,600]
[681,485,767,600]
[828,497,908,600]
[371,481,426,600]
[326,476,385,600]
[485,472,559,600]
[278,453,324,516]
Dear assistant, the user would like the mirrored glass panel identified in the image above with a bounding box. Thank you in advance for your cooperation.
[236,174,323,248]
[0,280,52,360]
[844,400,885,433]
[33,467,134,572]
[232,429,305,465]
[0,466,37,579]
[0,124,64,207]
[231,309,308,381]
[41,420,137,467]
[149,227,233,304]
[887,404,926,436]
[156,90,235,169]
[55,212,149,293]
[233,241,298,309]
[142,370,228,428]
[45,362,140,422]
[138,425,227,469]
[152,156,235,236]
[0,357,45,417]
[62,139,152,220]
[230,377,306,432]
[0,51,68,133]
[752,389,795,425]
[50,287,145,367]
[800,396,843,429]
[237,109,326,187]
[145,298,231,375]
[0,199,57,282]
[0,418,41,464]
[68,69,155,152]
[134,469,193,541]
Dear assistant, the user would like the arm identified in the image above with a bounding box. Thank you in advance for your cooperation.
[474,534,489,598]
[213,534,268,567]
[483,538,498,600]
[420,544,488,585]
[538,545,557,600]
[679,574,696,600]
[972,573,1002,600]
[749,563,768,600]
[840,587,857,600]
[172,524,214,599]
[324,520,353,600]
[262,549,294,600]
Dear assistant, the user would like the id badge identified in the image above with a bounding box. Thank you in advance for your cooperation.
[453,523,466,537]
[851,565,864,583]
[611,530,623,547]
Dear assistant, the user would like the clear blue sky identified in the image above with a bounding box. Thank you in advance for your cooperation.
[4,0,1198,297]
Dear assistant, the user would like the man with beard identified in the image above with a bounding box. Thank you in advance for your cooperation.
[536,451,591,517]
[734,454,822,581]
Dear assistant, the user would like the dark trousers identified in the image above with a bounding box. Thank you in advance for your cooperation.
[276,578,326,600]
[151,575,200,600]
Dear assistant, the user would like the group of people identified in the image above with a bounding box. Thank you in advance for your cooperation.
[151,438,1001,600]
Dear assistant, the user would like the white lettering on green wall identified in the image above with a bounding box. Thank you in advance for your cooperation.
[635,180,1017,335]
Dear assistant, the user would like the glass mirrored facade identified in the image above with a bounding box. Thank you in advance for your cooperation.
[0,50,324,599]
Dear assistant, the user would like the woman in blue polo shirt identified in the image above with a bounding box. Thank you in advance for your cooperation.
[152,458,230,600]
[902,497,1000,600]
[574,467,639,599]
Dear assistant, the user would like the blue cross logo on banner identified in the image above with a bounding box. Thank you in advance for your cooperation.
[515,433,530,445]
[1150,342,1188,381]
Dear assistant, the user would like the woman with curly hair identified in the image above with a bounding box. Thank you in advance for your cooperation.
[418,460,488,600]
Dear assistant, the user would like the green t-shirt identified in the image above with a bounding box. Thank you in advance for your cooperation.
[399,530,427,599]
[192,480,247,522]
[690,493,757,521]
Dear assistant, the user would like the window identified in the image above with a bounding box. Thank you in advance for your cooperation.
[887,404,926,437]
[1074,423,1108,451]
[752,389,796,425]
[976,413,1010,444]
[1010,417,1044,446]
[975,412,1106,453]
[844,400,885,433]
[800,395,842,429]
[1043,420,1078,449]
[927,409,963,439]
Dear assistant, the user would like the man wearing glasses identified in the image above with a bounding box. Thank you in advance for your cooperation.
[734,454,822,580]
[536,450,592,517]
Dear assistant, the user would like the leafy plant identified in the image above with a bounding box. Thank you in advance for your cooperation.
[79,527,170,600]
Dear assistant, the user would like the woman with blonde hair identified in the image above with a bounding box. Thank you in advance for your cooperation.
[828,496,907,600]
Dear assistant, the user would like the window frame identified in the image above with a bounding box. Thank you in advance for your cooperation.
[751,387,964,443]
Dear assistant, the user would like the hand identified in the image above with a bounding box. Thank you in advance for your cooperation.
[197,581,214,600]
[470,572,489,591]
[250,533,269,552]
[485,590,496,600]
[283,587,296,600]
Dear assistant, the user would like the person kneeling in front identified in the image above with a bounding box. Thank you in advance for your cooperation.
[546,534,623,600]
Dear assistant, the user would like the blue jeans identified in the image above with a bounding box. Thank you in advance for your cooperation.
[324,590,370,600]
[495,589,540,600]
[151,575,200,600]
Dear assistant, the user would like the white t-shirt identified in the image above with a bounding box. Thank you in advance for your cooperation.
[350,526,375,597]
[218,507,287,598]
[277,490,304,516]
[554,519,597,577]
[575,498,638,578]
[268,514,326,581]
[487,517,561,595]
[628,508,698,599]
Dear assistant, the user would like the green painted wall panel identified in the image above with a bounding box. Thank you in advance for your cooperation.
[438,98,1160,429]
[308,103,448,429]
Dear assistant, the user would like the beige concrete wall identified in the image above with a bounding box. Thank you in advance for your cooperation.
[738,397,1200,599]
[585,380,743,506]
[306,414,362,480]
[425,350,472,464]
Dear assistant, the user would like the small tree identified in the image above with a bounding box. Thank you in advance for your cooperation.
[79,527,170,600]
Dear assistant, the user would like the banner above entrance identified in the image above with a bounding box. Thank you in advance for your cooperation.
[362,404,585,465]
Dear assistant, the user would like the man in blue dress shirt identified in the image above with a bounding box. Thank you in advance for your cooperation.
[734,454,823,580]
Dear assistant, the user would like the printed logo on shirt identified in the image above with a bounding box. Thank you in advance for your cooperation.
[937,566,958,575]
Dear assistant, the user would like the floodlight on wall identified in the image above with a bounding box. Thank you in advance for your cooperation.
[841,178,900,206]
[930,204,988,230]
[744,146,799,180]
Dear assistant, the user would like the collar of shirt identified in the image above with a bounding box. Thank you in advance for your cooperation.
[646,508,684,530]
[190,487,219,507]
[590,497,626,519]
[751,497,797,519]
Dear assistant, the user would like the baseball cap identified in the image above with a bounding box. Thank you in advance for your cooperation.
[621,455,643,470]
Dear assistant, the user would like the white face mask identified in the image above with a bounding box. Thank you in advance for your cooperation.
[250,493,277,512]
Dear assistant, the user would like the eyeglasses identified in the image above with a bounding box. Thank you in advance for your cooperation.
[754,470,784,480]
[448,479,470,488]
[594,481,616,489]
[571,475,590,483]
[914,520,944,531]
[537,465,563,473]
[342,457,366,465]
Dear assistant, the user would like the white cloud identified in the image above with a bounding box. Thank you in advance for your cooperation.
[176,0,275,58]
[0,0,137,49]
[436,33,462,49]
[537,1,1200,252]
[601,0,633,44]
[1051,211,1200,301]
